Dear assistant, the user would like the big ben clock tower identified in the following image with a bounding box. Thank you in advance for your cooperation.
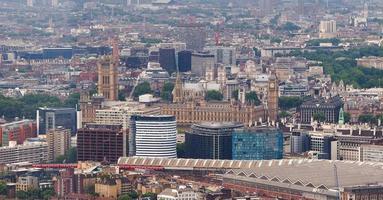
[267,73,279,122]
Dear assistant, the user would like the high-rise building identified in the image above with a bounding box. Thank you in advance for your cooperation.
[46,128,71,162]
[77,124,125,163]
[191,52,215,77]
[177,50,192,72]
[267,73,279,123]
[232,127,283,160]
[129,115,177,158]
[0,119,37,146]
[185,122,243,160]
[159,48,177,74]
[0,140,48,164]
[36,107,77,135]
[319,20,337,38]
[178,23,207,51]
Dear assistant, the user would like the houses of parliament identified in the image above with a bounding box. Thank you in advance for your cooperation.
[160,73,279,127]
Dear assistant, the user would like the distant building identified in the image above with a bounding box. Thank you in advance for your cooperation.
[177,50,192,72]
[46,128,71,162]
[279,83,309,97]
[77,124,125,163]
[0,119,37,146]
[185,122,243,160]
[299,96,343,124]
[356,56,383,70]
[191,52,215,77]
[0,140,48,164]
[16,176,38,192]
[97,56,118,101]
[37,107,77,135]
[232,127,283,160]
[177,23,207,51]
[129,115,177,158]
[204,46,236,66]
[319,20,337,38]
[360,144,383,162]
[159,48,177,74]
[54,168,83,197]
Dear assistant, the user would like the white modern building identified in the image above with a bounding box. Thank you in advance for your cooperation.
[0,139,48,165]
[95,102,161,130]
[129,115,177,158]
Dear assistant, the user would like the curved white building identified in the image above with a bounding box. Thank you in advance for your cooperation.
[129,115,177,158]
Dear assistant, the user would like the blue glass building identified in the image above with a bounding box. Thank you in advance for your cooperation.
[232,127,283,160]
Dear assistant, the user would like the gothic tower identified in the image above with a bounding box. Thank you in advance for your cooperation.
[97,38,119,101]
[267,73,279,122]
[172,73,184,103]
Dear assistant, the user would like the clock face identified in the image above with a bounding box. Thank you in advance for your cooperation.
[270,83,275,88]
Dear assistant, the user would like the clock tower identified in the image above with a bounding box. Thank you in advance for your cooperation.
[267,73,279,122]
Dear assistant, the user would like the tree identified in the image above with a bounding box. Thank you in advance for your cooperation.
[279,22,301,31]
[64,93,80,108]
[279,111,291,118]
[205,90,223,101]
[344,112,351,123]
[0,181,7,195]
[54,155,66,163]
[359,114,377,124]
[127,191,138,199]
[313,112,326,122]
[279,96,304,110]
[133,82,152,98]
[142,192,157,200]
[65,147,77,163]
[161,82,174,102]
[245,91,261,105]
[16,191,28,199]
[118,90,126,101]
[119,195,132,200]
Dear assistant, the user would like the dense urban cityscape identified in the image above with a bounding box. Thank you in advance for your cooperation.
[0,0,383,199]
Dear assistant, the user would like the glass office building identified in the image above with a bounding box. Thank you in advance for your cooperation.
[36,107,77,135]
[185,122,243,160]
[232,127,283,160]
